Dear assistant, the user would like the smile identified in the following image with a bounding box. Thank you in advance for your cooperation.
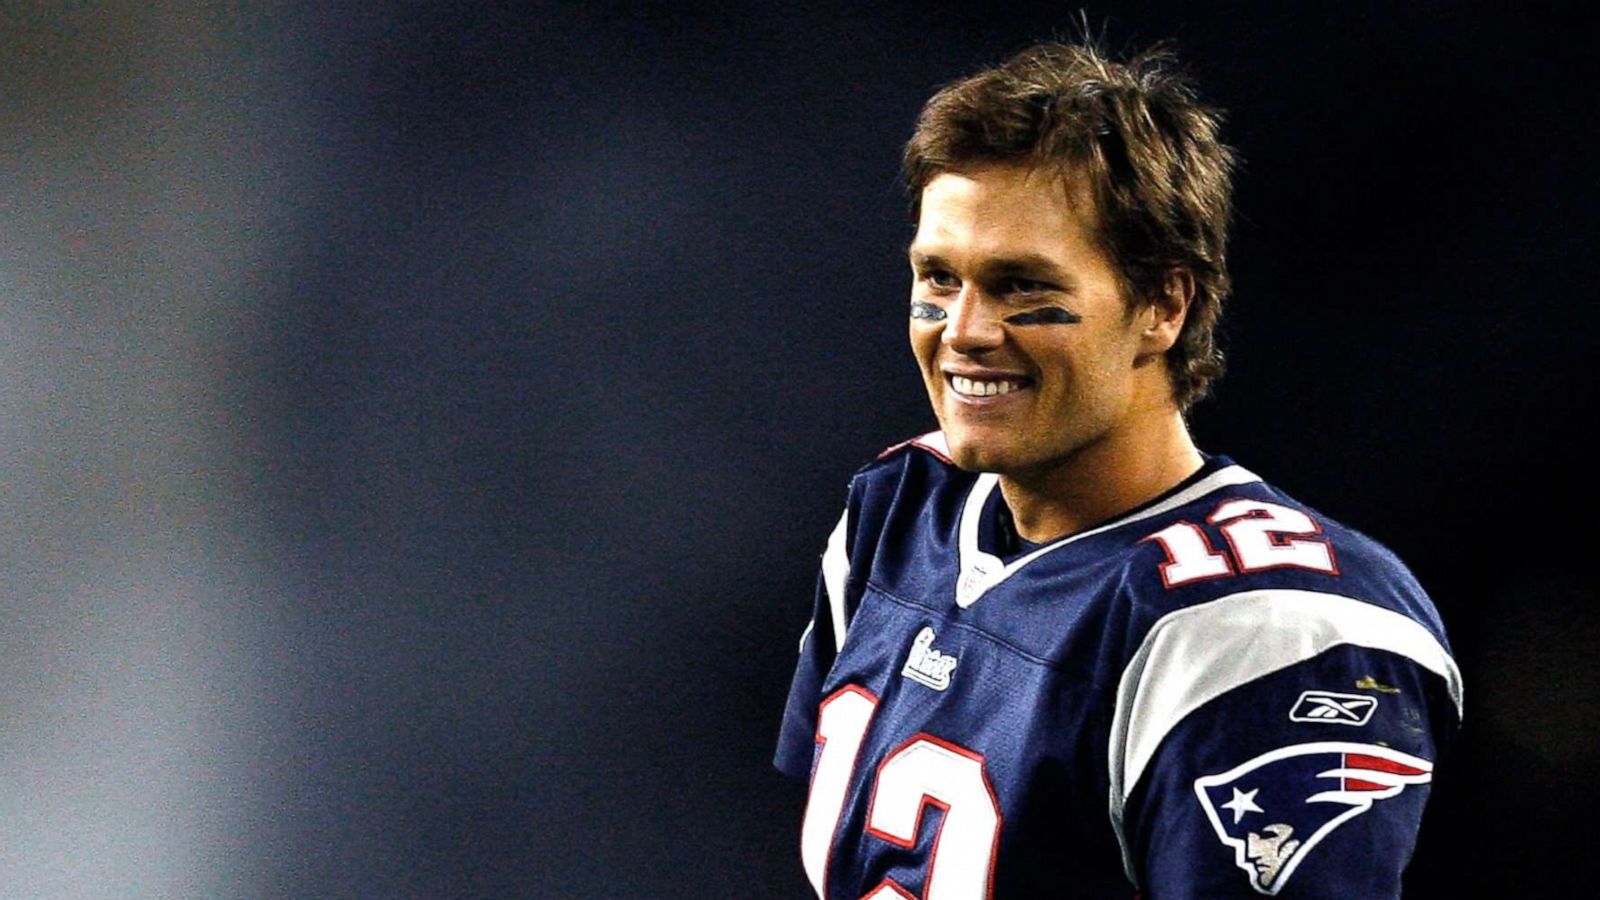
[950,374,1029,397]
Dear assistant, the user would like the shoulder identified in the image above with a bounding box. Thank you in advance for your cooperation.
[1105,459,1463,754]
[849,430,958,491]
[1106,466,1463,894]
[1107,462,1463,804]
[1119,463,1460,710]
[1118,464,1444,642]
[838,430,971,524]
[820,430,972,572]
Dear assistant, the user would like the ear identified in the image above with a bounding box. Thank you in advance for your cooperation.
[1139,268,1194,356]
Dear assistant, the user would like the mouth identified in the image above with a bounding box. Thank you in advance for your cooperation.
[948,373,1033,399]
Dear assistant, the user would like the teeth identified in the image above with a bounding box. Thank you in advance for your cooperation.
[951,375,1023,397]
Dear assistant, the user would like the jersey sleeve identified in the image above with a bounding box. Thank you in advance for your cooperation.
[1111,589,1463,899]
[774,492,859,779]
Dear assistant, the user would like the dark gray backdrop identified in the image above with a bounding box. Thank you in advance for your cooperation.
[2,2,1592,897]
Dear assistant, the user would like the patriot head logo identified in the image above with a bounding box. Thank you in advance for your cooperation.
[1193,742,1434,895]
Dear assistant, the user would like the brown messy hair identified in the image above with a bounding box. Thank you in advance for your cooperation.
[903,41,1236,409]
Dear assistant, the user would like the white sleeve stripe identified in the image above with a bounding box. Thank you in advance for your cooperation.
[796,619,814,654]
[821,507,851,653]
[1107,588,1463,885]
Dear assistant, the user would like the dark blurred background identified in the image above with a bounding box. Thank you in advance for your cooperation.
[1,2,1592,897]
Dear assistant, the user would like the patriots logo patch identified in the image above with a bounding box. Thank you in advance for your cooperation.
[1194,742,1433,895]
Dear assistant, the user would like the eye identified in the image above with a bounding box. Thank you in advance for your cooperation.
[1000,277,1054,295]
[920,269,960,293]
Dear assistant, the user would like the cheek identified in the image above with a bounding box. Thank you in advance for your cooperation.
[1068,330,1134,384]
[908,325,939,370]
[1038,352,1114,408]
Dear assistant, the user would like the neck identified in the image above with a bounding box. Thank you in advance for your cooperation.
[998,407,1203,543]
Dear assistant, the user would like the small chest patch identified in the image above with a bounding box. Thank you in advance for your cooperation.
[1289,691,1378,726]
[901,626,958,691]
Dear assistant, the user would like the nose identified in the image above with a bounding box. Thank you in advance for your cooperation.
[942,286,1004,355]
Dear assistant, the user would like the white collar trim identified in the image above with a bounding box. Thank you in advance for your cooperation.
[954,464,1262,608]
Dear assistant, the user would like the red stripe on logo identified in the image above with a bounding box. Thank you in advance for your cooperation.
[1347,753,1426,777]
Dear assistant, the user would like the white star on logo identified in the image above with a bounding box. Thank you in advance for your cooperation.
[1220,787,1263,824]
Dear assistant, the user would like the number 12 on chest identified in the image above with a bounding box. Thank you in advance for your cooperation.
[802,685,1002,900]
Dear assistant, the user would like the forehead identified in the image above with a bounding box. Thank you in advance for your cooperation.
[911,164,1101,260]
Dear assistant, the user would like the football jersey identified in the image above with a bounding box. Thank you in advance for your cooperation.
[775,433,1462,899]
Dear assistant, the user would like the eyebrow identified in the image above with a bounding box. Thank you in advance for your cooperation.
[908,250,1075,286]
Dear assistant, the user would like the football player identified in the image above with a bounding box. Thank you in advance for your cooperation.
[776,40,1460,899]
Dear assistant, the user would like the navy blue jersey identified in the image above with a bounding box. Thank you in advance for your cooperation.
[776,433,1461,899]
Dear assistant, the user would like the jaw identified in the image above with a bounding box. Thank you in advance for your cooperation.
[925,367,1040,467]
[935,393,1043,474]
[933,381,1122,482]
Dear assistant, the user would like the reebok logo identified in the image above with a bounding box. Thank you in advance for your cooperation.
[1289,691,1378,726]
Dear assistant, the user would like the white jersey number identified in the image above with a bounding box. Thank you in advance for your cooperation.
[1146,498,1338,588]
[802,685,1001,900]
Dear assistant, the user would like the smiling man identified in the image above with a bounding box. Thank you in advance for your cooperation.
[907,163,1198,544]
[776,41,1462,898]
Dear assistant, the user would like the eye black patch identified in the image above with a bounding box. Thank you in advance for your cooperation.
[1005,307,1080,325]
[910,301,947,321]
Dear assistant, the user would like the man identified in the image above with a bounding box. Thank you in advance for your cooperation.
[775,41,1460,898]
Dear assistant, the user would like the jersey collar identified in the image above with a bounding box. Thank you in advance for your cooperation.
[954,458,1262,608]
